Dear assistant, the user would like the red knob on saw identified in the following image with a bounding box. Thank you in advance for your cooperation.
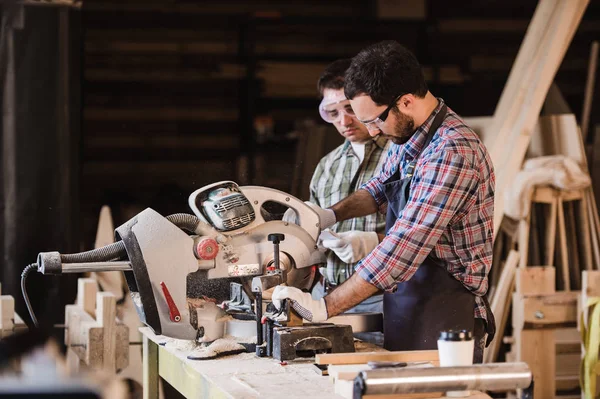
[196,238,219,260]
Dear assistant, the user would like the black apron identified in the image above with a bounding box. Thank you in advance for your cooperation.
[381,104,495,351]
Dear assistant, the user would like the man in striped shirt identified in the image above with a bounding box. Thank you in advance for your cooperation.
[301,59,390,345]
[275,41,495,363]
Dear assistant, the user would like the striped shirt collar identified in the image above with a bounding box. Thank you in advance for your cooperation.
[403,98,446,161]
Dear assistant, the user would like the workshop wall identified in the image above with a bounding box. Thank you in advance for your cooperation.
[80,0,600,248]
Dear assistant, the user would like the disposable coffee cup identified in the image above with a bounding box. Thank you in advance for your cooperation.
[437,330,474,397]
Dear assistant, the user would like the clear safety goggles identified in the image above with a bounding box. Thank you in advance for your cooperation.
[318,98,357,124]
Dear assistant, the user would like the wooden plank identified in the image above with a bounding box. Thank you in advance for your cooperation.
[578,194,594,272]
[0,295,15,337]
[556,352,581,377]
[555,375,580,391]
[545,197,558,266]
[565,202,581,289]
[581,41,599,141]
[555,328,581,354]
[329,362,436,383]
[556,196,571,291]
[485,250,519,363]
[77,278,98,317]
[518,213,531,269]
[516,329,555,399]
[516,266,555,295]
[489,0,589,239]
[97,292,117,372]
[512,292,578,329]
[315,350,439,366]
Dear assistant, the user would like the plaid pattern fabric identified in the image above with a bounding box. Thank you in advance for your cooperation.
[359,99,495,322]
[310,136,390,285]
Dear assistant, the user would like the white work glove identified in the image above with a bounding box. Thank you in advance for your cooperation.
[321,230,379,263]
[282,202,336,230]
[305,202,336,229]
[282,207,299,225]
[272,286,328,323]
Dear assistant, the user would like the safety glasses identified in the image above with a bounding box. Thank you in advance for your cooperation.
[359,94,403,131]
[319,98,356,123]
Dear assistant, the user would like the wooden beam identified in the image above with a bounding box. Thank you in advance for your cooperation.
[315,350,439,366]
[516,266,555,295]
[97,292,117,372]
[485,250,519,363]
[517,329,555,399]
[77,278,98,317]
[489,0,589,239]
[513,292,578,329]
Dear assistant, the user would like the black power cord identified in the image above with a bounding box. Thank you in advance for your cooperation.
[20,263,39,328]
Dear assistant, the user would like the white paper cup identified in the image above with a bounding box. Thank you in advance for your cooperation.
[437,330,474,397]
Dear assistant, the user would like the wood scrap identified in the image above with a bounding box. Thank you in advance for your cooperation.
[315,350,439,366]
[556,196,571,291]
[0,283,28,338]
[488,0,589,240]
[516,266,555,295]
[65,278,129,373]
[581,41,599,141]
[485,250,519,363]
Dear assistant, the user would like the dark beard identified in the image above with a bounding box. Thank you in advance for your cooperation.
[390,108,415,145]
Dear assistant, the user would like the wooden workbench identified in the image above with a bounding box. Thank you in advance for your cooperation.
[140,327,491,399]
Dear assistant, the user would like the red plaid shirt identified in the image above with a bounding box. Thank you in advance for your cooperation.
[358,99,494,322]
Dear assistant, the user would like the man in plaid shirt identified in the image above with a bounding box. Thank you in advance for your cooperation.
[275,41,496,363]
[290,59,390,345]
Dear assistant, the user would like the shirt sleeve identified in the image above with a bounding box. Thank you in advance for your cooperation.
[308,159,325,206]
[360,145,396,206]
[356,150,479,291]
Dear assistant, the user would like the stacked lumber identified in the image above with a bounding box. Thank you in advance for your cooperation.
[487,0,589,240]
[473,9,600,399]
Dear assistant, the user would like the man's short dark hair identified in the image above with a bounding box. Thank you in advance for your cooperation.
[317,58,352,97]
[344,40,428,106]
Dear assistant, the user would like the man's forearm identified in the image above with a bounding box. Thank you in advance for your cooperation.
[330,189,378,222]
[324,273,381,317]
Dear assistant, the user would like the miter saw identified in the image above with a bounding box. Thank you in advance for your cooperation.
[23,181,355,360]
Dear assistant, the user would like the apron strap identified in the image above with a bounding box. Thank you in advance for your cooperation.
[405,104,447,178]
[481,294,496,346]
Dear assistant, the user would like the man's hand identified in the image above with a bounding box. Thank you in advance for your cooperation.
[321,230,379,263]
[272,286,328,322]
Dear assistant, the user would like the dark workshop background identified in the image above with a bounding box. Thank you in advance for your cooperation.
[1,0,600,330]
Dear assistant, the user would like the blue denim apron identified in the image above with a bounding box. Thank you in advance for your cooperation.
[381,105,494,351]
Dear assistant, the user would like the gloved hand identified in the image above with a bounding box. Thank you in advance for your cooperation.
[321,230,379,263]
[305,202,336,230]
[282,208,299,225]
[282,202,336,230]
[272,285,328,323]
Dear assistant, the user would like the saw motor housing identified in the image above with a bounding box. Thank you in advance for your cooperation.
[117,181,324,341]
